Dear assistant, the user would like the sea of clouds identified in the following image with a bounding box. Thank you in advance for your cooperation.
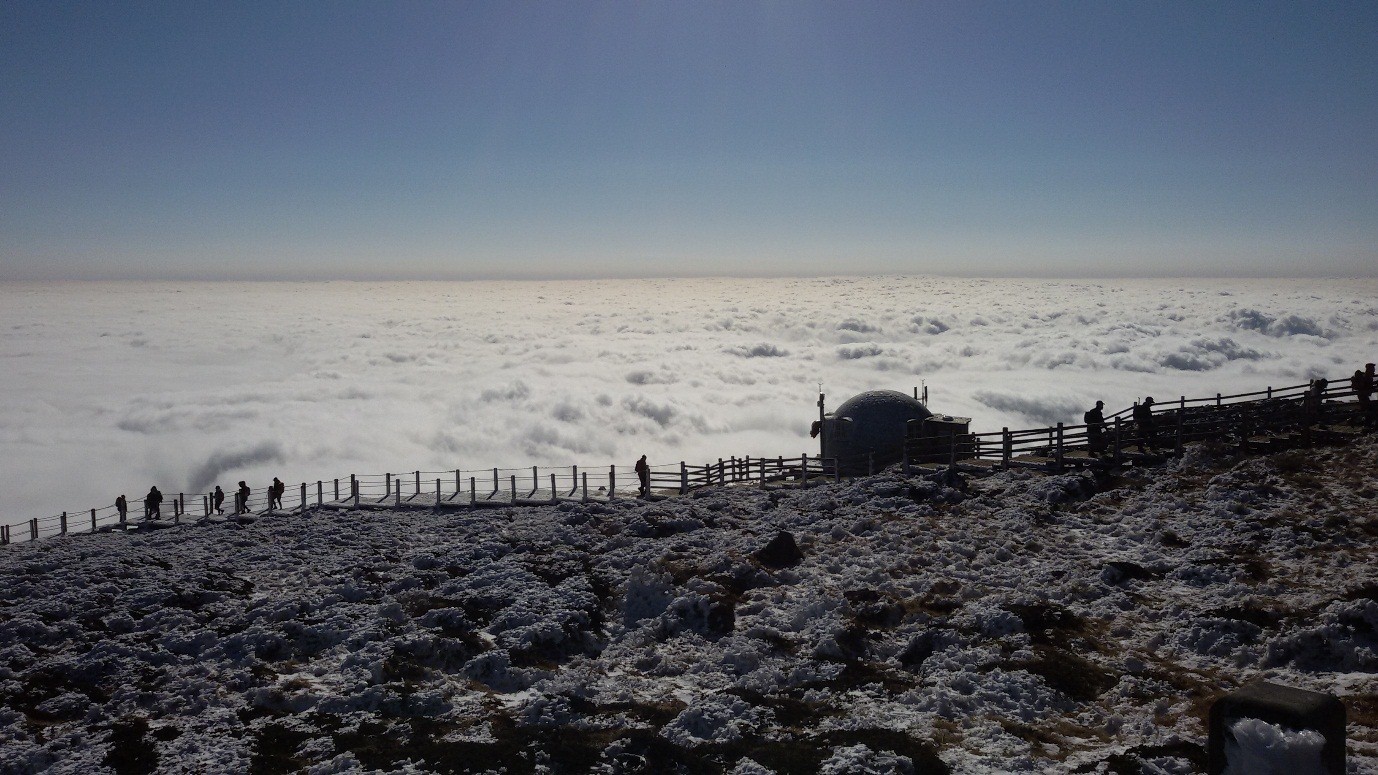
[1,276,1374,521]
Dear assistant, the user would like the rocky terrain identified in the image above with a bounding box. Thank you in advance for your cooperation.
[2,435,1376,773]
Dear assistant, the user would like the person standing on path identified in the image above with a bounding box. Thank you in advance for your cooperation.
[270,477,285,510]
[1084,401,1106,456]
[236,481,250,515]
[213,486,225,515]
[144,486,163,520]
[1133,397,1158,452]
[115,494,127,522]
[1351,368,1374,426]
[635,455,650,498]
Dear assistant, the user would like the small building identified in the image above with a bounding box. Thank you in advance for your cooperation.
[818,389,970,474]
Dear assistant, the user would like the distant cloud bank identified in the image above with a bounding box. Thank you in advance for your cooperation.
[0,276,1374,519]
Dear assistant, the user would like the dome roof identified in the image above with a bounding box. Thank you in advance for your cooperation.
[833,390,933,425]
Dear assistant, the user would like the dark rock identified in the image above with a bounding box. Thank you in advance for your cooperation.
[1101,560,1157,585]
[753,531,803,569]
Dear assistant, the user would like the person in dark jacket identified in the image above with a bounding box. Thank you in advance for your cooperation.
[1351,369,1374,426]
[1084,400,1106,456]
[213,486,225,515]
[115,494,128,522]
[236,481,250,515]
[635,455,650,497]
[270,477,285,510]
[144,486,163,520]
[1132,397,1157,452]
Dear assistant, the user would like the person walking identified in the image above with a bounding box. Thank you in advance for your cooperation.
[115,494,128,523]
[1132,397,1157,452]
[236,481,250,515]
[635,455,650,498]
[270,477,285,510]
[213,486,225,515]
[1084,400,1106,456]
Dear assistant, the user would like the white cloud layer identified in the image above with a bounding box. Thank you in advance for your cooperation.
[1,276,1374,520]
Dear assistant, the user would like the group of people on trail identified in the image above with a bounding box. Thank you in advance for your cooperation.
[1081,365,1375,456]
[1081,397,1158,457]
[115,477,284,522]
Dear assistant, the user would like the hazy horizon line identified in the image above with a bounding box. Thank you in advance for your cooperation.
[3,268,1377,284]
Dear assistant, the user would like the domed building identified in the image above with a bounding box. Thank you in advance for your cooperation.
[818,389,969,474]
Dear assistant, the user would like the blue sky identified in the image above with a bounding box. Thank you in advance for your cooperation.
[2,1,1375,280]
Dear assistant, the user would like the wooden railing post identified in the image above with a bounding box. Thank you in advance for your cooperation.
[317,481,323,506]
[353,475,360,508]
[509,475,517,502]
[395,482,402,508]
[680,462,688,494]
[550,473,557,504]
[437,478,443,508]
[91,508,97,531]
[455,469,461,495]
[414,470,420,496]
[470,477,477,505]
[300,482,307,514]
[1002,428,1012,469]
[385,473,391,497]
[609,465,616,500]
[30,519,38,542]
[60,511,67,534]
[582,472,589,503]
[1055,423,1064,470]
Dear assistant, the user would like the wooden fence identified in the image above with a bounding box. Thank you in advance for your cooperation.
[904,375,1370,473]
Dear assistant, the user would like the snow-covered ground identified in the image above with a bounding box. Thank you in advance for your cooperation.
[2,276,1376,522]
[2,432,1374,773]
